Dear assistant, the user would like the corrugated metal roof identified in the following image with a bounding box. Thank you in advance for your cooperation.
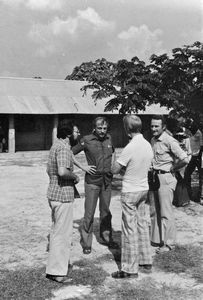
[0,77,169,115]
[0,77,110,114]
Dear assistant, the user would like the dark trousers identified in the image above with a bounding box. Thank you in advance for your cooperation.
[185,155,202,200]
[80,182,112,249]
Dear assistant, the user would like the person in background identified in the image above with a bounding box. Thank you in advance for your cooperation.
[111,115,153,279]
[150,115,189,253]
[0,125,6,153]
[72,116,117,254]
[184,122,203,203]
[173,128,191,207]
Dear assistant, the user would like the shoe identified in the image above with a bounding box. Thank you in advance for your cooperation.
[111,270,138,279]
[156,245,174,254]
[83,247,91,255]
[46,274,72,283]
[139,264,152,273]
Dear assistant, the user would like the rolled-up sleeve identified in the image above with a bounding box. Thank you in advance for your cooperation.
[170,139,188,161]
[57,146,71,169]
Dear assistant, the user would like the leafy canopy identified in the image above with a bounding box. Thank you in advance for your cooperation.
[66,41,203,124]
[66,57,157,114]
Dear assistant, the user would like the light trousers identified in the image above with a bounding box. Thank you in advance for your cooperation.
[150,173,177,247]
[46,200,73,276]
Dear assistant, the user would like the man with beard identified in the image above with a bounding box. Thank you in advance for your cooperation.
[46,122,81,283]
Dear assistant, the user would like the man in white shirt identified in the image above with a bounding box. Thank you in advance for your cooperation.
[111,115,153,279]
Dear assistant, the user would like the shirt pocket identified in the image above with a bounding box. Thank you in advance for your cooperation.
[104,143,113,158]
[155,149,166,161]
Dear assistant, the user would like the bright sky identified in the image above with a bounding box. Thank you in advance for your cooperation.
[0,0,202,79]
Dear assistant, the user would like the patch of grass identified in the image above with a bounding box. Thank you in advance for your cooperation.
[72,258,108,286]
[107,279,202,300]
[0,259,109,300]
[154,244,203,283]
[0,267,55,300]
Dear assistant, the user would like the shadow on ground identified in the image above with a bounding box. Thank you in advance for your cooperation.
[74,217,122,270]
[154,244,203,283]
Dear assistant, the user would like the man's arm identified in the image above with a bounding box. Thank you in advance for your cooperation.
[170,157,189,174]
[72,138,85,155]
[72,155,96,175]
[112,160,125,175]
[58,166,79,183]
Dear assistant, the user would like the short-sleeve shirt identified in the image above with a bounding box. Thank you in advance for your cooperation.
[72,133,114,186]
[117,134,153,193]
[47,139,74,202]
[151,131,188,172]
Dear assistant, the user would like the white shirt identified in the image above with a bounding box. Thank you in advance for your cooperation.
[190,129,203,156]
[117,134,153,193]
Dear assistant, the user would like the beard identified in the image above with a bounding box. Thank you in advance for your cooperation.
[69,135,79,147]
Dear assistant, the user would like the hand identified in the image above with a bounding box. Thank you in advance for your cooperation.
[170,166,175,175]
[83,165,97,175]
[119,166,126,176]
[74,175,80,184]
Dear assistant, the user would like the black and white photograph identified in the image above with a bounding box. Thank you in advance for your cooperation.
[0,0,202,299]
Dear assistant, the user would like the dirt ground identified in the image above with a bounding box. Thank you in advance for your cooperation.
[0,151,203,299]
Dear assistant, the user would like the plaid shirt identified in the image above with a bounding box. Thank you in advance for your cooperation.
[47,139,74,203]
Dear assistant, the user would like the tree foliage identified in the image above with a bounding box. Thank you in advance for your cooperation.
[66,41,203,123]
[149,41,203,122]
[66,57,157,114]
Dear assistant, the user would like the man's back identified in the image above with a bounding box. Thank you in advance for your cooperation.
[117,134,153,192]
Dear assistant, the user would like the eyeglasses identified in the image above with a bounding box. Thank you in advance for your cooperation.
[74,130,80,134]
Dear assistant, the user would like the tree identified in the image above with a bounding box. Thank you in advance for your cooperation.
[149,41,203,124]
[66,41,203,125]
[66,57,157,114]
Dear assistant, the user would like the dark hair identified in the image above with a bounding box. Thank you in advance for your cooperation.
[151,115,166,126]
[93,116,109,128]
[57,123,73,139]
[123,115,142,133]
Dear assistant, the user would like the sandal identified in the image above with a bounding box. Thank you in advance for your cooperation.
[111,271,138,279]
[156,245,173,254]
[83,247,91,255]
[46,274,72,283]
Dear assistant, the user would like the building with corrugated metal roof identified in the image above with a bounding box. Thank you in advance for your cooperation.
[0,77,169,153]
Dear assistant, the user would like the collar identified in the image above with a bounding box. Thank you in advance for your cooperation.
[57,138,70,147]
[89,133,110,141]
[131,133,142,141]
[154,131,167,142]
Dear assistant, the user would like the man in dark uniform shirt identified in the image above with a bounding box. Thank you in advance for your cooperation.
[72,116,117,254]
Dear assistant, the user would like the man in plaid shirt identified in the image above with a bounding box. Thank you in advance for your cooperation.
[111,115,153,279]
[46,122,81,283]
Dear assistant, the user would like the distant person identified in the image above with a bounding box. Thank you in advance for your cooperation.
[150,115,189,253]
[0,125,6,153]
[72,116,117,254]
[46,122,82,283]
[111,115,153,279]
[173,128,191,207]
[185,122,203,203]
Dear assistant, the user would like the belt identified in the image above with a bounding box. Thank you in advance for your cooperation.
[154,170,171,174]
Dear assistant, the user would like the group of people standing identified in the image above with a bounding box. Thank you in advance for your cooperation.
[45,114,202,283]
